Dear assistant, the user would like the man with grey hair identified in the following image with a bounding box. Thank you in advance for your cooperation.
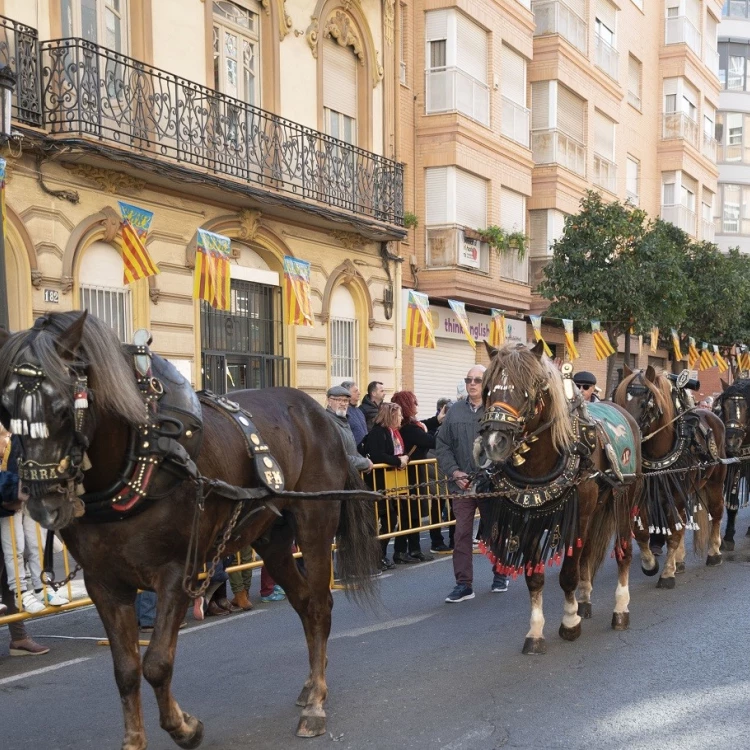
[341,380,368,448]
[326,385,372,474]
[436,364,509,602]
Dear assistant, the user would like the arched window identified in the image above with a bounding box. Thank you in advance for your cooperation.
[78,241,132,342]
[61,0,128,52]
[323,35,358,144]
[330,285,359,385]
[213,0,261,106]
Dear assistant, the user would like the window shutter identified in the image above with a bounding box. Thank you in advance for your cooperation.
[500,188,525,233]
[455,169,486,229]
[425,9,448,41]
[663,77,678,97]
[706,13,717,50]
[681,172,697,194]
[531,81,550,129]
[323,37,357,118]
[330,285,357,318]
[530,210,548,256]
[626,157,639,195]
[557,85,584,142]
[425,167,450,225]
[566,0,585,16]
[686,0,699,25]
[456,12,487,83]
[594,111,615,160]
[682,80,697,108]
[502,45,525,106]
[596,0,616,31]
[662,172,676,204]
[628,56,641,98]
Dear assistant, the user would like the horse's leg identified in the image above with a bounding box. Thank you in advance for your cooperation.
[522,570,546,655]
[85,576,146,750]
[559,553,582,642]
[675,535,687,574]
[611,503,633,630]
[141,566,203,750]
[705,474,725,567]
[634,508,659,577]
[657,525,681,589]
[721,507,737,551]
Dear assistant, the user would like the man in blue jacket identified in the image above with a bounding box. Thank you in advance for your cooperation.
[341,380,368,449]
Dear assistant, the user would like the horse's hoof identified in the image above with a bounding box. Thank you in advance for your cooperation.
[675,561,686,574]
[170,715,204,750]
[522,637,547,655]
[558,622,582,641]
[296,714,326,738]
[706,554,723,567]
[656,576,675,590]
[611,612,630,630]
[295,685,311,708]
[577,602,592,619]
[720,539,735,552]
[641,559,659,577]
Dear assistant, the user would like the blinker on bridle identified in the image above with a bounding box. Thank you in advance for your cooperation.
[626,378,662,431]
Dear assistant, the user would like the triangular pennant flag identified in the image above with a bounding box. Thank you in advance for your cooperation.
[671,329,683,361]
[529,315,553,357]
[688,337,700,370]
[699,342,716,371]
[562,319,579,360]
[448,299,476,349]
[193,229,231,311]
[713,345,728,373]
[489,309,506,348]
[650,327,659,353]
[283,256,314,327]
[405,290,436,349]
[118,201,159,284]
[742,347,750,371]
[591,320,615,360]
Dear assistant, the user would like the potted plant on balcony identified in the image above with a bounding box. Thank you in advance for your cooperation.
[403,211,418,229]
[475,225,528,259]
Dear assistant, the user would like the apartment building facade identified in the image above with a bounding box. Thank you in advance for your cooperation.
[0,0,405,401]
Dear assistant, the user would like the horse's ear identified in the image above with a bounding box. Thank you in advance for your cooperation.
[623,364,633,377]
[55,311,88,359]
[484,340,498,359]
[530,340,545,359]
[645,365,656,383]
[721,378,729,392]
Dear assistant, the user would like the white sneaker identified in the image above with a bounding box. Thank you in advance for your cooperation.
[21,591,46,614]
[44,589,69,607]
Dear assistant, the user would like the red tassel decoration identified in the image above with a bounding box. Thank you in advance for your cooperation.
[567,545,573,557]
[576,538,582,548]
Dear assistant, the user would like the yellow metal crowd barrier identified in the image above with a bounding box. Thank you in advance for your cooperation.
[0,460,454,626]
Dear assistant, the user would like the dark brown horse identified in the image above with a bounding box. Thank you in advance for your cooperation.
[0,312,378,750]
[475,342,642,654]
[613,366,726,587]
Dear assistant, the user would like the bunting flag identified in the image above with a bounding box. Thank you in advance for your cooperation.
[650,327,659,353]
[713,345,729,373]
[687,337,700,370]
[529,315,553,357]
[283,256,314,327]
[489,309,506,348]
[118,201,159,284]
[741,348,750,371]
[699,342,716,371]
[671,329,683,362]
[448,299,476,349]
[591,320,615,360]
[405,290,435,349]
[563,319,579,360]
[193,229,231,311]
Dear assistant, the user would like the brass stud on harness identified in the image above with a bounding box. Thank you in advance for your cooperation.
[250,433,261,446]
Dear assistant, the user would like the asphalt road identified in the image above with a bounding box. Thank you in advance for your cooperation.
[2,511,750,750]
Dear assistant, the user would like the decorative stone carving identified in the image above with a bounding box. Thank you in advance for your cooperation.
[100,205,122,243]
[384,0,395,46]
[30,270,43,288]
[238,208,263,242]
[261,0,293,40]
[306,17,319,57]
[330,230,365,250]
[63,164,146,194]
[148,280,160,305]
[324,10,364,63]
[60,276,74,294]
[320,258,375,328]
[35,242,63,259]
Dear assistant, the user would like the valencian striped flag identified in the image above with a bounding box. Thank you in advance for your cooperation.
[283,256,314,327]
[713,345,729,374]
[118,201,159,284]
[591,320,615,360]
[448,299,475,349]
[529,316,553,357]
[699,342,716,371]
[687,337,700,369]
[489,309,506,348]
[740,347,750,371]
[405,290,435,349]
[193,229,231,311]
[671,329,683,362]
[563,319,579,360]
[650,327,659,353]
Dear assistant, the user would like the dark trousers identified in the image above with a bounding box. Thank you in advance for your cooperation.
[0,559,27,642]
[451,496,498,587]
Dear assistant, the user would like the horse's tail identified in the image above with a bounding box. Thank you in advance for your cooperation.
[584,488,619,580]
[335,464,380,605]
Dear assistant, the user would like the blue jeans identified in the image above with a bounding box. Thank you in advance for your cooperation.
[136,591,157,627]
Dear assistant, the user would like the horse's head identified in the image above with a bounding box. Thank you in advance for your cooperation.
[0,311,146,529]
[716,378,750,454]
[613,365,670,434]
[477,341,573,465]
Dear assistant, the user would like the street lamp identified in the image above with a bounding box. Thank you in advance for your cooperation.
[0,63,16,332]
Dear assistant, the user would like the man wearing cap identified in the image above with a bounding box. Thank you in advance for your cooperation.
[326,385,373,474]
[573,371,599,402]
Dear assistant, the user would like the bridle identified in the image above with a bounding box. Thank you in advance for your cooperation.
[719,392,748,449]
[625,376,663,433]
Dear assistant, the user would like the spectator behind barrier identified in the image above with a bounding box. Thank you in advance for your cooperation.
[360,381,385,431]
[340,379,368,449]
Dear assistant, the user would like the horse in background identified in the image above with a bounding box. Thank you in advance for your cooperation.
[0,311,378,750]
[613,366,726,588]
[475,342,641,655]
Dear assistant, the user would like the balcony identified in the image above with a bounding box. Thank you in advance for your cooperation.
[702,218,715,242]
[724,1,750,19]
[662,112,700,148]
[426,225,489,273]
[705,46,720,77]
[425,67,490,126]
[532,128,586,177]
[720,141,747,162]
[702,132,718,161]
[626,190,639,206]
[0,15,42,126]
[532,0,587,54]
[593,154,617,193]
[594,34,619,81]
[664,16,702,58]
[627,89,641,110]
[662,203,697,236]
[501,96,530,147]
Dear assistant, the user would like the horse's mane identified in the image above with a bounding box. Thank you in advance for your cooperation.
[613,370,675,422]
[483,343,574,453]
[0,312,146,426]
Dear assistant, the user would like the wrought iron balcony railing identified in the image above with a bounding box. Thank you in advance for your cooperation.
[39,38,403,226]
[0,14,41,126]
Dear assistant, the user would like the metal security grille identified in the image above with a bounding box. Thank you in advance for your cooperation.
[200,279,289,394]
[80,284,132,342]
[330,317,359,383]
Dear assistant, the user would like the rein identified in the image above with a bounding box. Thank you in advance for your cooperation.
[641,407,698,443]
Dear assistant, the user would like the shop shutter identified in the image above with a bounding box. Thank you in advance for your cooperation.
[456,12,487,83]
[502,44,525,105]
[557,84,584,142]
[413,341,475,422]
[594,111,615,160]
[425,167,450,225]
[455,169,486,228]
[323,37,357,118]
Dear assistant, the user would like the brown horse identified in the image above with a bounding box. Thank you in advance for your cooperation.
[0,312,378,750]
[613,366,726,587]
[476,342,642,654]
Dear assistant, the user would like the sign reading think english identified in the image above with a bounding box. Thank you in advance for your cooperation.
[432,307,527,343]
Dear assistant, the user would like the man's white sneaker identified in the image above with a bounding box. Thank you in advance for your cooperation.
[21,591,46,614]
[44,589,69,607]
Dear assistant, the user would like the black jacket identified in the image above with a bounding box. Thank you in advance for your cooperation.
[362,424,401,467]
[399,417,440,461]
[359,395,381,431]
